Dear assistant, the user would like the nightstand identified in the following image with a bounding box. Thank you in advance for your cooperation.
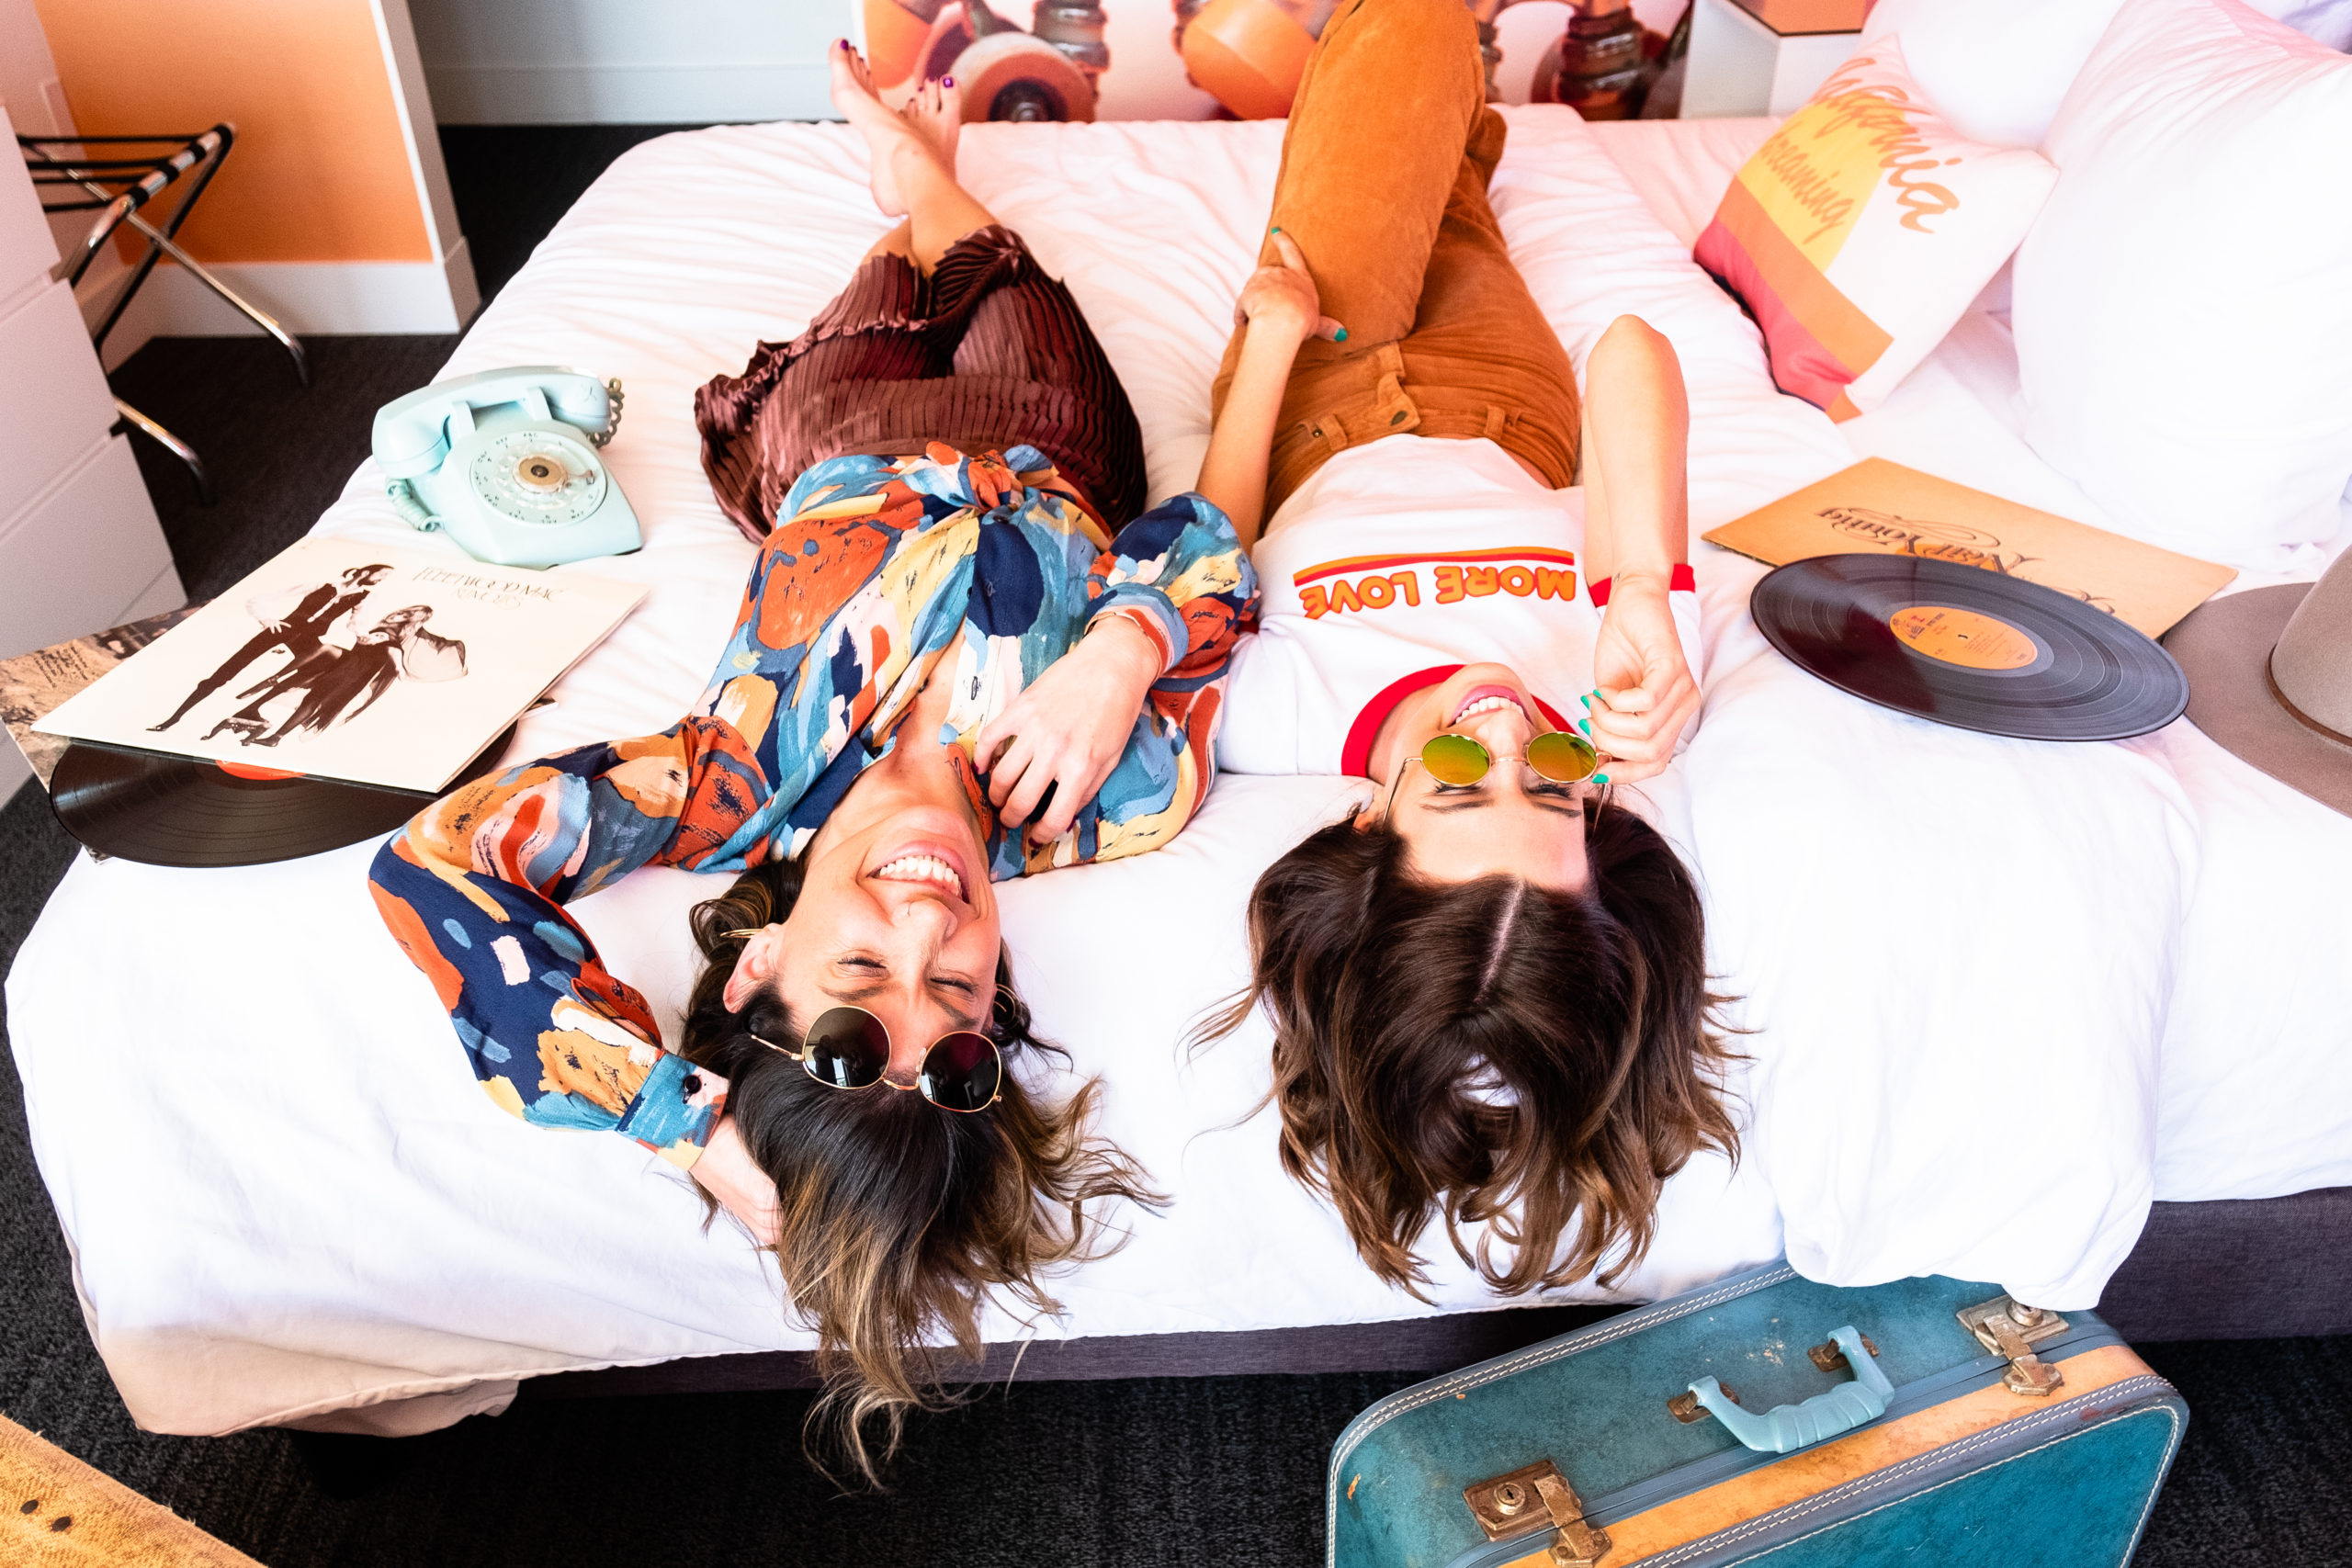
[1680,0,1863,118]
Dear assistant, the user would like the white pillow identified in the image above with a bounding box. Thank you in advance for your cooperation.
[1860,0,2352,149]
[2011,0,2352,569]
[1691,39,2056,420]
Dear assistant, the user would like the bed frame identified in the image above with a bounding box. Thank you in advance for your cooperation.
[520,1185,2352,1402]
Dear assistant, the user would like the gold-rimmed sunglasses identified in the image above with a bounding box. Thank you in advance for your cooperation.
[1389,729,1601,810]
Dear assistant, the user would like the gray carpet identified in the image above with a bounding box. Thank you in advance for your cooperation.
[0,125,2346,1567]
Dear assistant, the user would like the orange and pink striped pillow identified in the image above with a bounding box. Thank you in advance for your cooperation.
[1696,40,2058,420]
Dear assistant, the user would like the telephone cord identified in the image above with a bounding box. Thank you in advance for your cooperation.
[386,478,441,532]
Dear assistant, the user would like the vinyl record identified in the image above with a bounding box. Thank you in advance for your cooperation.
[1752,555,2188,741]
[51,726,516,869]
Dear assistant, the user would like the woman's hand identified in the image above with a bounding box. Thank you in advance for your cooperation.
[1233,230,1344,347]
[975,615,1162,844]
[1203,230,1342,547]
[1589,577,1700,784]
[691,1115,780,1247]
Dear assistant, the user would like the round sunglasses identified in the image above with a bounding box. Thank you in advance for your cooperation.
[752,1005,1003,1113]
[1409,728,1600,788]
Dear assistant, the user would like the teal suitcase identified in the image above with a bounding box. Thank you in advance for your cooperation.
[1329,1260,2186,1568]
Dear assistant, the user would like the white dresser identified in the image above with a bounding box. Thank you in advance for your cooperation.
[0,103,185,805]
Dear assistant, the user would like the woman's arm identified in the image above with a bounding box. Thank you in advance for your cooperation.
[368,715,767,1168]
[1196,231,1341,548]
[1582,314,1700,782]
[977,487,1261,852]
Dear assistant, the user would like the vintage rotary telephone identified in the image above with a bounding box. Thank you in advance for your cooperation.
[372,367,642,570]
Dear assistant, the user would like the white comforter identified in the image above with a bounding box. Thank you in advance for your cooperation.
[11,109,2348,1438]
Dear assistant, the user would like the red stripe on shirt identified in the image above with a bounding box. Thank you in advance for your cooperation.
[1340,666,1575,779]
[1589,564,1697,607]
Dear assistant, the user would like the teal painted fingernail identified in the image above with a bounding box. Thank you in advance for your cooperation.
[1593,773,1610,784]
[1577,719,1590,735]
[1270,225,1282,234]
[1577,694,1590,708]
[1334,327,1348,343]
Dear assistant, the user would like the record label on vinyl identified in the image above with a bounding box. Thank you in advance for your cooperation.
[1886,606,2041,671]
[1754,555,2188,741]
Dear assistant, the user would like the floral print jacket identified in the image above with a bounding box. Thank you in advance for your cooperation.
[368,445,1256,1169]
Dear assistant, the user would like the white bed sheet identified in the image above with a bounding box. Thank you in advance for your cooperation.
[11,110,2349,1439]
[1587,117,2352,1208]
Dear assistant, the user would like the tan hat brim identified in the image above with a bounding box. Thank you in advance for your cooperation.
[2163,583,2352,818]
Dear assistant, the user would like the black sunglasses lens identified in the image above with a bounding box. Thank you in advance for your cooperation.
[919,1032,1002,1112]
[802,1008,888,1089]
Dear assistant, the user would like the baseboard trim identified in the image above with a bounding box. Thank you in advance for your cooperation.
[424,61,832,124]
[96,242,478,368]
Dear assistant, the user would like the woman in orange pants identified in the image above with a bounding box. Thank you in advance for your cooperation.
[1208,0,1739,1301]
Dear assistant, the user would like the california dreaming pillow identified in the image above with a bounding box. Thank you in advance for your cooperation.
[1694,40,2058,421]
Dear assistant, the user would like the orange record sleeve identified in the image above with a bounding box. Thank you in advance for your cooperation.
[1703,457,2236,637]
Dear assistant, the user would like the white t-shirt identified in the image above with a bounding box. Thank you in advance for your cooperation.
[1217,436,1699,776]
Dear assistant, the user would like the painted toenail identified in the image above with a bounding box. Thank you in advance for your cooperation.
[943,75,954,85]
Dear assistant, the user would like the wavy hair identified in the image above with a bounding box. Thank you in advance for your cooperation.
[1204,791,1739,1297]
[678,857,1160,1483]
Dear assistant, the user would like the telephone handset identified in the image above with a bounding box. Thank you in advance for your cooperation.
[372,367,643,570]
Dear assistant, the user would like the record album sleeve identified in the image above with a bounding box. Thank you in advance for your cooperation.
[0,604,204,792]
[1704,458,2236,637]
[34,538,645,793]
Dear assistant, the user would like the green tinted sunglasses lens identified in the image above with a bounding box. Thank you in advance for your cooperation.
[1420,732,1491,785]
[1527,729,1600,783]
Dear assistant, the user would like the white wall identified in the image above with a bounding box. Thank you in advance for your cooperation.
[412,0,854,123]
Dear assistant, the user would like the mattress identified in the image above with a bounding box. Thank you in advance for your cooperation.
[10,110,2349,1440]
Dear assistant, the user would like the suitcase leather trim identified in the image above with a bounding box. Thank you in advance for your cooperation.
[1468,1357,2180,1568]
[1328,1263,2186,1568]
[1630,1385,2185,1568]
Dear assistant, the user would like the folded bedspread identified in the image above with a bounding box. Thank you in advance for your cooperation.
[11,109,2348,1438]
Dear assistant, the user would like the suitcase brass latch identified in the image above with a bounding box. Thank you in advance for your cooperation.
[1464,1460,1612,1567]
[1956,1296,2069,1397]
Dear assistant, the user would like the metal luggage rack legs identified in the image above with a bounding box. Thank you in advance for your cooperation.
[19,125,310,505]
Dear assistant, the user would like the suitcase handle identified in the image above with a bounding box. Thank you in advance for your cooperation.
[1682,1325,1894,1454]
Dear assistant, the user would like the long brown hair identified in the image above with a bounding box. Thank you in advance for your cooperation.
[1206,792,1739,1298]
[679,857,1160,1483]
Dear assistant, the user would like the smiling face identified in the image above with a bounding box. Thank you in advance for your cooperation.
[1364,662,1593,895]
[724,796,1000,1089]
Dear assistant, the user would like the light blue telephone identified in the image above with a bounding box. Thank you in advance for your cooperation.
[372,367,642,570]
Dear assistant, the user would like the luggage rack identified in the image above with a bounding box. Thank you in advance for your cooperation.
[18,126,310,503]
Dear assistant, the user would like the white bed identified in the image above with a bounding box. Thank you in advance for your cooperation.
[10,108,2349,1439]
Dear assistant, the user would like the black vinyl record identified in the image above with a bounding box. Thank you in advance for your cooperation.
[1752,555,2188,741]
[51,726,516,869]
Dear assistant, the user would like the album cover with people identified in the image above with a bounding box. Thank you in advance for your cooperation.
[36,537,646,793]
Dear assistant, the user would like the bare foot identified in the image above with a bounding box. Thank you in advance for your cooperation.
[901,74,965,174]
[828,39,942,218]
